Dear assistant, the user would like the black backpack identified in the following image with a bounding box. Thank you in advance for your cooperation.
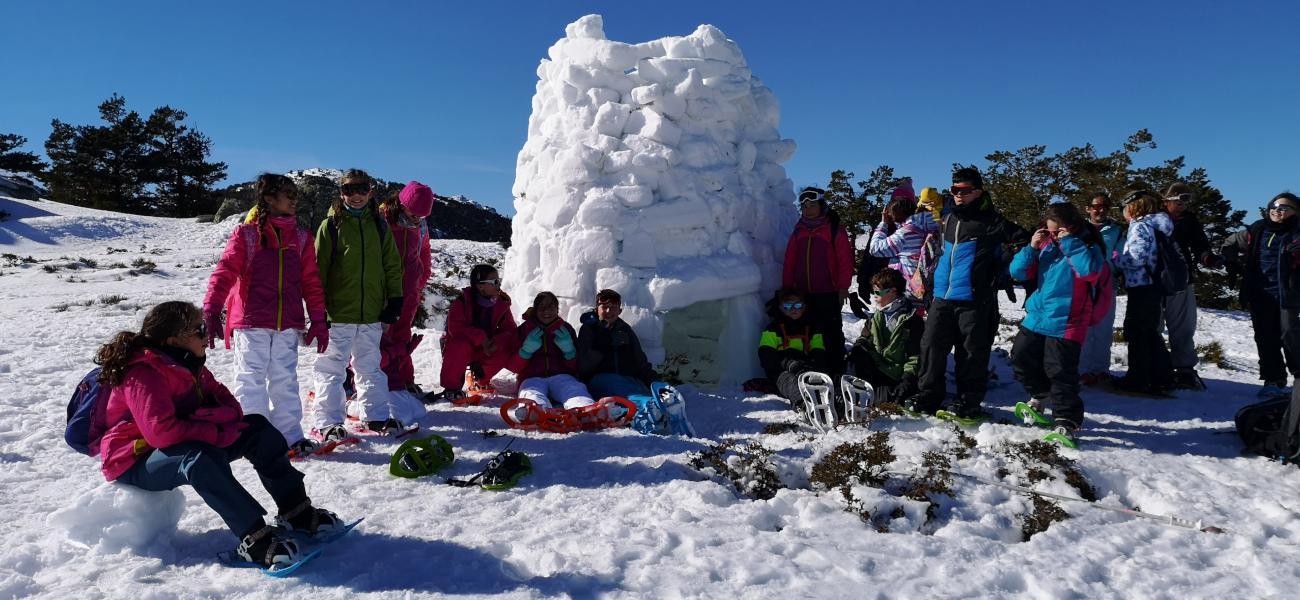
[1235,390,1300,463]
[1147,229,1189,296]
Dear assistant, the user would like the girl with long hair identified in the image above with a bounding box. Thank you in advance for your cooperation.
[507,291,593,413]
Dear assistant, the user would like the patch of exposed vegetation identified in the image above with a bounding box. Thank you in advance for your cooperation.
[688,439,784,501]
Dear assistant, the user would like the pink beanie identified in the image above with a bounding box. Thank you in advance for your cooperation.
[399,181,435,218]
[890,177,916,201]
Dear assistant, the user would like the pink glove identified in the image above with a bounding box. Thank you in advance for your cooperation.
[192,406,241,424]
[304,322,329,354]
[203,310,223,349]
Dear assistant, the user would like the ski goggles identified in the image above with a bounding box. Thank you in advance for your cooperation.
[781,302,806,311]
[475,278,502,286]
[341,183,372,196]
[1122,190,1154,205]
[798,190,824,205]
[870,288,895,297]
[1164,193,1192,204]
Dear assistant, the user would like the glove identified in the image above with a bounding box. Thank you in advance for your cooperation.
[192,406,241,424]
[378,297,404,325]
[554,327,577,360]
[408,333,423,352]
[782,358,807,373]
[1004,287,1017,303]
[304,321,329,354]
[847,292,868,319]
[203,310,223,349]
[609,328,630,348]
[519,327,544,358]
[213,420,247,448]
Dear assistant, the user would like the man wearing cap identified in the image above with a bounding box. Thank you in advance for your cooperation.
[904,168,1029,422]
[1162,182,1220,390]
[782,186,854,374]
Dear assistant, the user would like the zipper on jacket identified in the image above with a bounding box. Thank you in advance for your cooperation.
[357,213,367,320]
[945,220,961,299]
[274,226,285,330]
[805,236,813,291]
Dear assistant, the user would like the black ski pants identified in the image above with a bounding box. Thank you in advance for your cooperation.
[1122,285,1173,389]
[1011,328,1083,428]
[804,291,846,375]
[1249,292,1300,383]
[916,296,996,412]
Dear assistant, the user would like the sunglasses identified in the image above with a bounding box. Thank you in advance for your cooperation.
[1164,193,1192,204]
[1087,204,1109,210]
[1269,204,1297,213]
[870,288,894,297]
[273,187,299,200]
[186,322,206,339]
[341,183,371,196]
[951,187,978,196]
[475,278,502,286]
[781,302,806,311]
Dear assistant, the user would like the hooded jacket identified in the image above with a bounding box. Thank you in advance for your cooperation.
[384,208,433,309]
[98,348,244,481]
[508,317,580,380]
[1222,218,1300,309]
[852,298,923,381]
[1115,212,1174,288]
[1010,235,1104,343]
[782,209,854,294]
[204,218,327,340]
[445,287,518,351]
[314,205,404,324]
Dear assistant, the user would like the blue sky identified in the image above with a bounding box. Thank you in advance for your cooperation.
[2,0,1297,217]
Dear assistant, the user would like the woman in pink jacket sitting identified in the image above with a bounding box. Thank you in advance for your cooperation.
[97,301,341,569]
[378,181,434,395]
[203,174,328,456]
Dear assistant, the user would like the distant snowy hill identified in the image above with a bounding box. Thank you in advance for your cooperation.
[0,195,1297,598]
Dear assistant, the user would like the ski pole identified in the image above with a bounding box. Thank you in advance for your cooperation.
[888,470,1228,534]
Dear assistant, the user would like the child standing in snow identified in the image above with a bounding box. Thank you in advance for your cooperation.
[203,174,327,456]
[1112,190,1176,396]
[429,264,518,403]
[576,289,659,398]
[847,269,923,402]
[1008,203,1104,444]
[96,301,341,569]
[508,291,594,409]
[757,288,829,409]
[377,182,434,396]
[310,169,405,437]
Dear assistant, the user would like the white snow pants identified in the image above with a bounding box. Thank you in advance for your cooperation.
[311,323,393,427]
[231,328,305,444]
[517,374,595,409]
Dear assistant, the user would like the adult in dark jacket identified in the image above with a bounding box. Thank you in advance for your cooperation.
[782,187,854,374]
[1221,192,1300,398]
[905,168,1029,419]
[577,289,659,398]
[757,288,828,409]
[1162,182,1221,390]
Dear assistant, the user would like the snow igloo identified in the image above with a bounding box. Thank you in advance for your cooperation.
[504,15,797,388]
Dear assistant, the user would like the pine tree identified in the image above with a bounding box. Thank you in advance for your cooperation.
[0,133,48,178]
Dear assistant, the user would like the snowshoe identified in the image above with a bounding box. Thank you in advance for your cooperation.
[572,396,638,431]
[463,367,496,404]
[389,435,455,478]
[628,393,667,435]
[1013,400,1053,428]
[797,371,837,432]
[274,501,344,538]
[218,525,319,577]
[651,382,697,437]
[290,435,360,460]
[1258,381,1290,399]
[839,374,875,424]
[1043,423,1080,449]
[478,451,532,490]
[934,407,993,427]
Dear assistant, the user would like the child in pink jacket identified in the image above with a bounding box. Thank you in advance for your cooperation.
[96,301,341,569]
[378,181,434,394]
[203,174,328,455]
[507,292,593,411]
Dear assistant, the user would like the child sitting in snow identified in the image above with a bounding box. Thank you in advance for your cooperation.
[508,291,594,410]
[846,268,923,402]
[428,264,519,403]
[576,289,659,398]
[202,174,328,456]
[756,287,829,409]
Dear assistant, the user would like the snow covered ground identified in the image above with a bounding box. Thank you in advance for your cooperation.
[1,196,1298,599]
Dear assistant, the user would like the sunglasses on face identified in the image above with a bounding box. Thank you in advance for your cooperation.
[274,187,299,200]
[951,187,978,196]
[1165,193,1192,204]
[475,278,502,286]
[871,288,894,297]
[186,322,206,339]
[781,302,806,311]
[1087,204,1108,210]
[341,183,371,196]
[1269,204,1297,213]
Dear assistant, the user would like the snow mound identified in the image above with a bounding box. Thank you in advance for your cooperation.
[505,14,797,386]
[47,483,185,553]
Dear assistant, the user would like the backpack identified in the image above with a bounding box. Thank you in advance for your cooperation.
[906,217,945,305]
[1235,391,1300,463]
[1062,244,1115,328]
[1148,229,1189,296]
[65,368,114,456]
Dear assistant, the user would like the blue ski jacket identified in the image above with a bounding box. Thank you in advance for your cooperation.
[1010,235,1104,343]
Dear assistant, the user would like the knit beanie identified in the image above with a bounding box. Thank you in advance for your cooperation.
[917,187,944,222]
[890,178,916,201]
[399,181,435,218]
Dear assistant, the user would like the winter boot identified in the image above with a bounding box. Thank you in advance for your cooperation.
[1172,368,1206,391]
[1258,380,1289,399]
[287,438,319,458]
[237,524,301,567]
[1044,420,1080,449]
[275,500,342,538]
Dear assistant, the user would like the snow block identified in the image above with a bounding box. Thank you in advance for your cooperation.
[48,483,185,554]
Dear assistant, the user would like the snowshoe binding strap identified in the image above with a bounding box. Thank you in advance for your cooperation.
[572,396,638,430]
[839,374,875,424]
[389,435,455,478]
[478,451,532,490]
